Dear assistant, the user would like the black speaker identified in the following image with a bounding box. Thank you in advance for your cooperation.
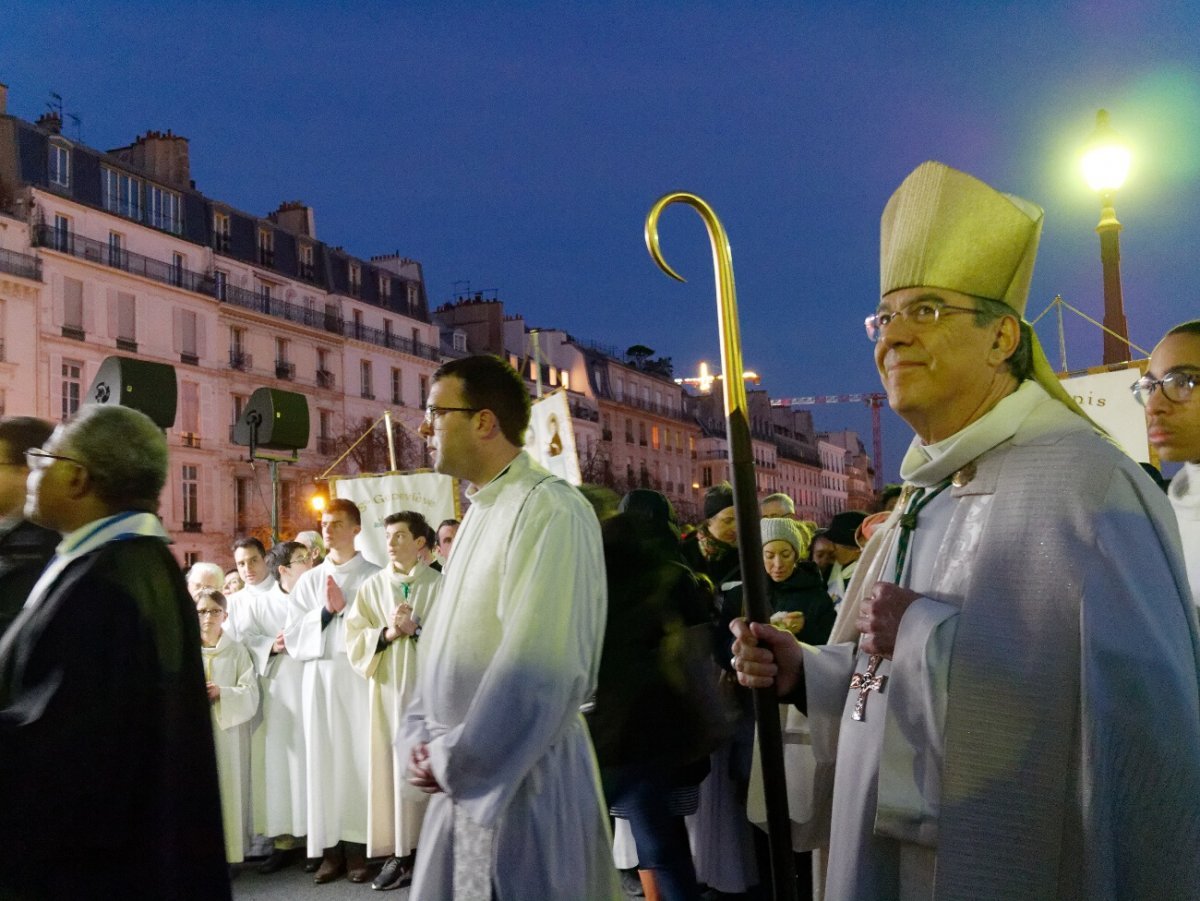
[233,387,309,451]
[87,356,177,429]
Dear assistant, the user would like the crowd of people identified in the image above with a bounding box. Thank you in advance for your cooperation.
[0,158,1197,901]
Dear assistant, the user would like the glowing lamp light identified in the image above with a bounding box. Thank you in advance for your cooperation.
[311,494,327,514]
[1081,109,1131,193]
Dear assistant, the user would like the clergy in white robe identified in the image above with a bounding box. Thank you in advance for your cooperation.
[345,512,441,863]
[226,537,276,642]
[236,547,311,844]
[197,590,261,864]
[283,501,380,873]
[1140,321,1200,607]
[733,162,1200,901]
[402,356,620,901]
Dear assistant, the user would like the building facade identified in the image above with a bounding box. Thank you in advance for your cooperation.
[0,91,441,567]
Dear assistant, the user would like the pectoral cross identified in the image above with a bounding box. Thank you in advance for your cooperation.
[850,653,887,722]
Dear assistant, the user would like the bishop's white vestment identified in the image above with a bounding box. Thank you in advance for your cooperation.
[202,633,260,863]
[401,452,621,901]
[801,382,1200,900]
[284,553,380,855]
[235,581,308,838]
[345,561,440,858]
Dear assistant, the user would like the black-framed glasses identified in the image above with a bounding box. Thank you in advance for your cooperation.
[865,299,979,343]
[1131,371,1199,406]
[24,448,85,470]
[285,554,311,567]
[423,405,482,426]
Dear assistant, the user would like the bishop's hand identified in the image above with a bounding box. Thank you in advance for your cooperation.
[730,617,802,697]
[857,581,920,659]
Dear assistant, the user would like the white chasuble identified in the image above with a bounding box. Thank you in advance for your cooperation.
[237,583,307,837]
[401,452,621,901]
[345,562,440,858]
[284,553,380,855]
[203,633,260,863]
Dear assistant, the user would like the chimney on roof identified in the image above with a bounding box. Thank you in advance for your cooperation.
[269,201,316,238]
[110,130,191,189]
[36,111,62,134]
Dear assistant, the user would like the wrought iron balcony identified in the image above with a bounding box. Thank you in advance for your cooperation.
[0,248,41,281]
[32,224,212,295]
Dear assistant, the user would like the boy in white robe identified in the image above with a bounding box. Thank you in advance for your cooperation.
[346,510,441,891]
[197,588,261,865]
[284,498,380,884]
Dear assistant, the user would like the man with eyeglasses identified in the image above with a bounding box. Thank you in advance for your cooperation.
[234,539,313,875]
[0,404,229,898]
[732,161,1199,900]
[401,355,619,900]
[1138,320,1200,606]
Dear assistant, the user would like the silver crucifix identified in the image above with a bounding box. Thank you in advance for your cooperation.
[849,653,887,722]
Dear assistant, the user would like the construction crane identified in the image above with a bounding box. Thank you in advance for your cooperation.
[769,393,887,490]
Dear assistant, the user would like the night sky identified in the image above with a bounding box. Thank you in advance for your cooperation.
[5,2,1198,480]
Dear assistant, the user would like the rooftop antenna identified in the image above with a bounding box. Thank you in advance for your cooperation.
[67,113,83,142]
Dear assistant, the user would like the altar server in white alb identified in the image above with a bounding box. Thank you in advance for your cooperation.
[225,536,276,640]
[346,510,441,892]
[732,161,1200,900]
[284,498,380,884]
[403,355,620,901]
[236,540,313,874]
[1139,320,1200,606]
[197,587,261,864]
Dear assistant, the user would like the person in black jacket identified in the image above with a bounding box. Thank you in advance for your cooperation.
[0,417,59,640]
[589,489,714,901]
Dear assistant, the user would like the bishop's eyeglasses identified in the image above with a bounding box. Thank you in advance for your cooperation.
[864,299,979,343]
[1130,371,1199,406]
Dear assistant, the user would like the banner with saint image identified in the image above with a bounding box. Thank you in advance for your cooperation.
[332,470,460,568]
[524,389,581,485]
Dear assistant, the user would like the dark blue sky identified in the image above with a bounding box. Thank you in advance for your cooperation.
[5,2,1198,480]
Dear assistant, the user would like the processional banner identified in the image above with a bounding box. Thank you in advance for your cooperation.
[332,471,459,568]
[1060,362,1149,463]
[524,388,581,485]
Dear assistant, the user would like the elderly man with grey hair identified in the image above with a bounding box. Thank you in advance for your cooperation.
[187,560,227,599]
[0,405,230,899]
[760,492,796,519]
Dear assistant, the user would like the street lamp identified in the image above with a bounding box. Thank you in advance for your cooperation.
[1081,109,1132,364]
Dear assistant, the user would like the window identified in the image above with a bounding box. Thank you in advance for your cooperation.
[52,214,71,252]
[419,375,429,407]
[102,167,142,219]
[379,274,391,301]
[258,281,272,305]
[107,231,124,268]
[452,331,467,352]
[180,467,199,532]
[625,417,634,444]
[234,477,249,529]
[384,319,394,345]
[62,277,83,338]
[232,394,247,425]
[275,338,293,380]
[316,348,334,388]
[61,359,82,421]
[213,212,231,252]
[116,292,136,350]
[229,327,250,370]
[349,263,361,296]
[407,282,418,311]
[652,425,660,451]
[391,367,403,405]
[299,243,314,279]
[352,309,363,339]
[147,184,181,233]
[319,409,332,438]
[258,228,274,266]
[48,142,70,188]
[213,269,227,302]
[360,360,374,399]
[180,381,199,440]
[171,252,185,287]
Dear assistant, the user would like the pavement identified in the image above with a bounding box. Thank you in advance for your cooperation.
[230,860,411,900]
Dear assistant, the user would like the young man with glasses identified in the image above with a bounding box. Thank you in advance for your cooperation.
[1137,320,1200,605]
[732,161,1199,900]
[402,355,619,900]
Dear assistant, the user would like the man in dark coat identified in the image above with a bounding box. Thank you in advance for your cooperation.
[0,405,230,900]
[0,417,59,640]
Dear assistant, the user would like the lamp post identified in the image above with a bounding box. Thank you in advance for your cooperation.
[1081,109,1132,364]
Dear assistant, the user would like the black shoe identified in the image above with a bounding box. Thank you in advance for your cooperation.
[257,847,301,875]
[304,857,320,873]
[620,868,645,897]
[372,856,413,891]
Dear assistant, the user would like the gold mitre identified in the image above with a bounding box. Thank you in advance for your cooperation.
[880,161,1087,418]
